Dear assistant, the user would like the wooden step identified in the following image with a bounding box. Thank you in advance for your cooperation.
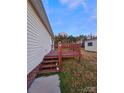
[39,68,60,74]
[41,64,59,68]
[42,60,58,64]
[44,56,58,59]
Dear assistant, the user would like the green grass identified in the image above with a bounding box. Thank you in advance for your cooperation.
[59,58,97,93]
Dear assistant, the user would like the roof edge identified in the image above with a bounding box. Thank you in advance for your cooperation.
[85,38,97,41]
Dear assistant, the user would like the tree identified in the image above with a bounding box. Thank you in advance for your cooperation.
[54,34,97,46]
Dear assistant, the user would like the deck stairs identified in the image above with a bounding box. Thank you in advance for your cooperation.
[38,43,81,74]
[39,55,60,74]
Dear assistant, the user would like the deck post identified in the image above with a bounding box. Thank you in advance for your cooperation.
[58,41,62,66]
[78,44,81,61]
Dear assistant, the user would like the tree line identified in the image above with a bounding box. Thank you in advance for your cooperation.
[54,34,97,47]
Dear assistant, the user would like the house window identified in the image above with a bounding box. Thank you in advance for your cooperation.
[88,42,93,46]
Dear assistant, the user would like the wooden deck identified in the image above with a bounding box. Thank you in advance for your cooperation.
[38,43,81,74]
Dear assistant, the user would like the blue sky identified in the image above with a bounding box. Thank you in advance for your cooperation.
[42,0,97,36]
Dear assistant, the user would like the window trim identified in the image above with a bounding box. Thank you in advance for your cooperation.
[87,42,93,46]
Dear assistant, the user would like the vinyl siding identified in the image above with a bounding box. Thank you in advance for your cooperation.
[85,39,97,52]
[27,2,52,74]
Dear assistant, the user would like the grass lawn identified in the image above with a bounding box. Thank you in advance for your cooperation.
[59,49,97,93]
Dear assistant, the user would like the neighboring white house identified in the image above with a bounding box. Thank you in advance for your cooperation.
[27,0,54,87]
[84,38,97,52]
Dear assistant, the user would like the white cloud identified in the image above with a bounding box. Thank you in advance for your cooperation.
[60,0,88,11]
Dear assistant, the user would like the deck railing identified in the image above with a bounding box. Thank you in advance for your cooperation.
[58,42,81,64]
